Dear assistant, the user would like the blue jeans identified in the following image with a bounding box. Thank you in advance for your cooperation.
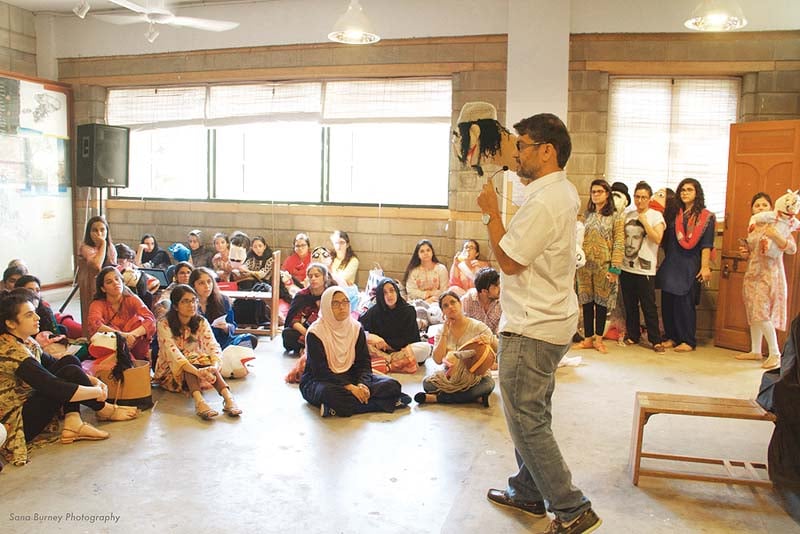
[498,332,591,522]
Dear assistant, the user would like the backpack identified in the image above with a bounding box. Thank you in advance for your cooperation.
[232,299,269,326]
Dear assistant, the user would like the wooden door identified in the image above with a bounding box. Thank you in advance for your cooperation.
[715,120,800,351]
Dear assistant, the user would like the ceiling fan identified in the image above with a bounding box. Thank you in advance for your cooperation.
[92,0,240,42]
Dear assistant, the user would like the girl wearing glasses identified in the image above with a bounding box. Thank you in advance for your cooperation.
[574,179,624,354]
[153,284,242,420]
[282,263,334,353]
[300,287,411,417]
[656,178,715,353]
[448,239,490,297]
[281,233,312,292]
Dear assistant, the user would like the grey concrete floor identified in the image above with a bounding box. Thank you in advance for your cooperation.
[0,287,798,534]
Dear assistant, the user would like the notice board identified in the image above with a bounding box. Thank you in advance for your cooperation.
[0,71,73,284]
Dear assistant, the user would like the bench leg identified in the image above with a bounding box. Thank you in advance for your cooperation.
[630,397,646,486]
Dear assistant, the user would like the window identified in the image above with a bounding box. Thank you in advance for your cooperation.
[106,79,452,206]
[606,77,740,217]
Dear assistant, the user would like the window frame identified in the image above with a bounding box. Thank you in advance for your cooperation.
[605,75,741,220]
[107,78,452,209]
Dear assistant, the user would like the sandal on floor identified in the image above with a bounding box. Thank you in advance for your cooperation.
[96,404,140,421]
[662,340,676,348]
[762,355,780,369]
[572,338,593,350]
[735,352,762,361]
[674,343,694,353]
[195,401,219,420]
[624,338,637,346]
[61,422,110,444]
[653,344,666,353]
[592,339,608,354]
[222,400,243,417]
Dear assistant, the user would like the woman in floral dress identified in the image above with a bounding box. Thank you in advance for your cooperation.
[736,192,797,369]
[575,179,624,353]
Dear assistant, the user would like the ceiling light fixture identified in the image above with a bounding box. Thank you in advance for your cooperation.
[73,0,90,19]
[145,22,160,43]
[684,0,748,31]
[328,0,380,45]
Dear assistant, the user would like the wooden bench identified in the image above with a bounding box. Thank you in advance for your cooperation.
[630,392,776,487]
[221,250,281,340]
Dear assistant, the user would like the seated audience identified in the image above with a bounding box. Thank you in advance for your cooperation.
[228,232,250,281]
[281,232,312,294]
[187,229,213,268]
[87,266,156,361]
[460,267,502,334]
[3,266,25,291]
[416,291,496,407]
[448,239,490,297]
[282,263,333,353]
[300,286,411,417]
[359,278,430,373]
[0,289,138,466]
[15,275,63,339]
[234,235,274,290]
[330,230,359,286]
[211,232,233,282]
[153,284,242,420]
[135,233,171,269]
[6,258,29,274]
[190,267,257,350]
[404,239,449,303]
[115,243,157,308]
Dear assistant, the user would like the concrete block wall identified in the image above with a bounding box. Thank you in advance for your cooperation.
[567,30,800,341]
[61,36,507,285]
[0,1,36,76]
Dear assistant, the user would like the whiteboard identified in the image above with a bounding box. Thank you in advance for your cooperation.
[0,74,74,285]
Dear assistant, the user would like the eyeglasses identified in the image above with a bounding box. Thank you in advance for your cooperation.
[179,298,198,305]
[516,140,546,152]
[590,189,607,195]
[634,195,650,200]
[330,299,350,309]
[294,243,309,248]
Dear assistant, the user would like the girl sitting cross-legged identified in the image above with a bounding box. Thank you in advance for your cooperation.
[415,291,496,407]
[300,287,411,417]
[0,289,138,466]
[153,284,242,420]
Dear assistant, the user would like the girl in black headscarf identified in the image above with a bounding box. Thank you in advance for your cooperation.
[136,233,172,269]
[358,278,430,373]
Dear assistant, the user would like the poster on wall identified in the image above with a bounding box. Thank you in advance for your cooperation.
[0,74,73,284]
[19,80,68,138]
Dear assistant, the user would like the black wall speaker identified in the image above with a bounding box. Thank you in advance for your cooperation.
[76,123,130,188]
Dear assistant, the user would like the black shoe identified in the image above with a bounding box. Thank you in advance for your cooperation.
[397,393,412,407]
[320,403,336,418]
[537,508,601,534]
[486,489,545,518]
[478,394,490,408]
[414,392,427,404]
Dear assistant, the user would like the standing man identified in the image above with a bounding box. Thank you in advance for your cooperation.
[461,267,502,334]
[620,181,665,352]
[477,114,600,534]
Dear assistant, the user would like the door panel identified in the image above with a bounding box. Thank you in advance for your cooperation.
[715,120,800,351]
